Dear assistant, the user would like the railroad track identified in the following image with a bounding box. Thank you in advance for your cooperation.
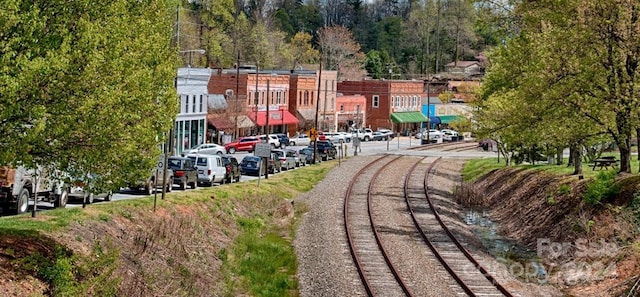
[405,157,513,297]
[344,155,513,296]
[344,155,412,297]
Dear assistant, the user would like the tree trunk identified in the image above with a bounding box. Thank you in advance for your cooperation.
[568,144,575,166]
[572,142,583,175]
[556,147,563,165]
[616,112,632,173]
[637,128,640,173]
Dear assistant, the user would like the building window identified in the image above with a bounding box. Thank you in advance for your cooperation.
[200,95,204,112]
[373,95,379,108]
[331,97,334,110]
[340,104,344,112]
[192,95,196,113]
[184,95,189,113]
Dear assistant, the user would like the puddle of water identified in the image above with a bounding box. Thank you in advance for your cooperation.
[464,208,548,284]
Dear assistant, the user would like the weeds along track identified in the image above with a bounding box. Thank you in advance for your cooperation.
[406,157,513,297]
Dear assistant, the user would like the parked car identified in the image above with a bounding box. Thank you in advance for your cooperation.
[417,129,443,140]
[275,133,289,148]
[240,156,264,176]
[298,147,321,164]
[272,149,296,171]
[289,134,311,146]
[285,148,304,167]
[185,154,226,186]
[372,131,389,141]
[220,155,241,183]
[324,132,346,144]
[441,129,461,141]
[338,132,352,143]
[258,134,281,148]
[183,143,226,155]
[168,156,198,190]
[224,136,260,154]
[129,159,174,195]
[377,129,395,139]
[311,140,338,161]
[267,152,282,173]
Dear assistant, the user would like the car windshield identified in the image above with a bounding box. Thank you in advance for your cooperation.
[196,158,208,166]
[168,159,183,169]
[273,151,284,158]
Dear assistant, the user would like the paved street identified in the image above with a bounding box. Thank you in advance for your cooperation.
[17,137,492,215]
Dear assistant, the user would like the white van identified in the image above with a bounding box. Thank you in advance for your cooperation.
[185,154,226,186]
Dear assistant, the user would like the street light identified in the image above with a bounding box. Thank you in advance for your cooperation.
[179,49,206,66]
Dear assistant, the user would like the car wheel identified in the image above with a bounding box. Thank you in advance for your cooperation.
[289,141,295,146]
[85,193,94,204]
[364,136,370,141]
[235,175,240,182]
[180,180,187,190]
[191,181,197,189]
[16,188,30,214]
[229,147,236,154]
[104,191,113,201]
[54,188,68,209]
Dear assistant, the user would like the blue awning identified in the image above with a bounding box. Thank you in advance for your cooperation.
[429,116,441,124]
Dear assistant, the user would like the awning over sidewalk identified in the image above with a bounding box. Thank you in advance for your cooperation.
[207,114,234,129]
[438,115,466,124]
[390,111,429,123]
[249,110,299,127]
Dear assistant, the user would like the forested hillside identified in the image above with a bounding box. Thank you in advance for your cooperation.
[177,0,513,79]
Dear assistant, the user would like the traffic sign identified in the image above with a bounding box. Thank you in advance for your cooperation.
[254,143,272,158]
[309,128,317,141]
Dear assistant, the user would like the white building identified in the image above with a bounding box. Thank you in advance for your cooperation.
[175,68,211,155]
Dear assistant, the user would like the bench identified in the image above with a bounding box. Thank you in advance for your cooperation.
[592,157,618,170]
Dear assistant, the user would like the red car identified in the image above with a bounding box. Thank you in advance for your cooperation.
[225,136,260,154]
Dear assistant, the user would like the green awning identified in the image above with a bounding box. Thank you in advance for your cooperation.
[438,115,466,124]
[390,112,429,123]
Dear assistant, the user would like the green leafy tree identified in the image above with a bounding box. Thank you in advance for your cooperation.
[289,32,320,69]
[0,0,180,192]
[365,50,384,79]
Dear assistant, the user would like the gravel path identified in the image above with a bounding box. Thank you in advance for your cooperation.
[294,153,563,297]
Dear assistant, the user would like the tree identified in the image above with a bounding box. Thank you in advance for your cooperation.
[317,25,367,80]
[289,32,320,69]
[0,0,180,192]
[365,50,384,78]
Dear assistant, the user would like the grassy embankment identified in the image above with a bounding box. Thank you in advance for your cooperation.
[0,160,338,297]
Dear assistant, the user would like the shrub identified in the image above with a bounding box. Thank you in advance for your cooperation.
[584,171,619,205]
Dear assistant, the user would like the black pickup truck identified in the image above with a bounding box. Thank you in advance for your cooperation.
[311,140,337,161]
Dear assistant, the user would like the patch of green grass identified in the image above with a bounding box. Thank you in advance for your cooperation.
[233,230,298,297]
[462,158,507,182]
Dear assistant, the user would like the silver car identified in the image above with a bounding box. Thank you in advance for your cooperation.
[183,143,226,155]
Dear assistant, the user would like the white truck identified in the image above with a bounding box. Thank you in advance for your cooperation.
[0,166,68,214]
[351,128,374,142]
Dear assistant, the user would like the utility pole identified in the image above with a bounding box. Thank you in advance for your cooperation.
[322,79,328,131]
[254,64,259,135]
[235,53,240,139]
[313,60,322,164]
[265,79,270,179]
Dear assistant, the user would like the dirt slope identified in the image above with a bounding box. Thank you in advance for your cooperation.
[470,168,640,296]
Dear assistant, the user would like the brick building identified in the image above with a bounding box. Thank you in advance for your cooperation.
[337,80,427,132]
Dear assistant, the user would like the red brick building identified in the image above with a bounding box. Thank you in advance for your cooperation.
[208,69,298,137]
[337,80,426,132]
[335,95,366,132]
